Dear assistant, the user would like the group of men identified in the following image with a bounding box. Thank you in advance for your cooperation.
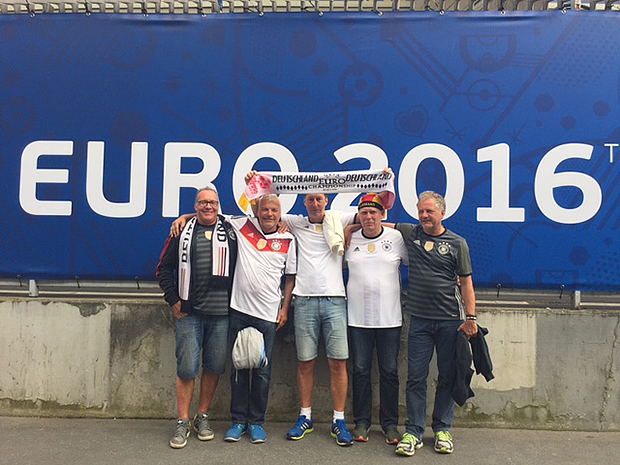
[156,172,478,458]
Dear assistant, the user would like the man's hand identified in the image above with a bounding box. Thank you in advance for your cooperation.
[383,167,394,177]
[276,307,288,331]
[344,224,362,250]
[457,319,478,339]
[171,301,187,319]
[277,221,290,234]
[245,170,258,185]
[170,216,188,238]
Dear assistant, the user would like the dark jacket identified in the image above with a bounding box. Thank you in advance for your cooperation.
[451,325,494,406]
[156,214,237,315]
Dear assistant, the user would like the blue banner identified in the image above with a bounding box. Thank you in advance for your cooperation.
[1,12,619,290]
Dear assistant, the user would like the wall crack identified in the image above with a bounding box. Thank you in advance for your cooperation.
[599,315,620,430]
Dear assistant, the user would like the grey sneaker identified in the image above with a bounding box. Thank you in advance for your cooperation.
[395,432,423,456]
[352,424,369,442]
[193,412,214,441]
[384,428,401,445]
[169,419,191,449]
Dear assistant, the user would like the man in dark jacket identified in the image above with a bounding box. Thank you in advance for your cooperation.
[157,184,237,449]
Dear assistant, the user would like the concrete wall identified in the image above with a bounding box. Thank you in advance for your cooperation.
[1,297,618,431]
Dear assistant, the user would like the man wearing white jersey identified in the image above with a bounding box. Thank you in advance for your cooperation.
[344,193,408,446]
[245,171,356,446]
[170,194,296,444]
[223,194,296,444]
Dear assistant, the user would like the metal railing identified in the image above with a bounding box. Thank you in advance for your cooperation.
[1,0,620,14]
[2,277,619,310]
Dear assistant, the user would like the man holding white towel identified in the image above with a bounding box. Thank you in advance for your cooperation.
[244,171,357,447]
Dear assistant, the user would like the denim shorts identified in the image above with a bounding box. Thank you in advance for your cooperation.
[175,313,229,379]
[294,296,348,361]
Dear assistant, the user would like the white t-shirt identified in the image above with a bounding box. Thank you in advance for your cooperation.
[344,227,408,328]
[226,215,297,323]
[282,212,356,297]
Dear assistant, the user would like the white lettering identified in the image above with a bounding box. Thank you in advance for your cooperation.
[162,142,221,217]
[331,143,388,212]
[86,141,148,218]
[398,143,464,219]
[476,143,525,222]
[534,143,601,224]
[232,142,299,213]
[19,140,73,216]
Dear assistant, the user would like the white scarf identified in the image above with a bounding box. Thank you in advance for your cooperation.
[241,169,396,210]
[178,216,231,300]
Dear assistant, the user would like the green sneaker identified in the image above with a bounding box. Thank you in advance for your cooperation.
[434,430,454,454]
[395,432,423,456]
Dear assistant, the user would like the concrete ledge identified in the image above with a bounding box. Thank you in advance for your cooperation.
[1,298,618,430]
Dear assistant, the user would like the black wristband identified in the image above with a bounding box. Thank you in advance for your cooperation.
[465,314,477,321]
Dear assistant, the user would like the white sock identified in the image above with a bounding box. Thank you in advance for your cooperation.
[333,410,345,423]
[300,407,312,420]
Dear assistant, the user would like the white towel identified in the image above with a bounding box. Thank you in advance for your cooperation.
[323,210,345,256]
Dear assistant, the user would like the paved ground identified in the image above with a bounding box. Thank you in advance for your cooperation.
[2,417,620,465]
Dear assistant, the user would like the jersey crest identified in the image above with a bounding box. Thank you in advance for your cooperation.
[240,220,291,253]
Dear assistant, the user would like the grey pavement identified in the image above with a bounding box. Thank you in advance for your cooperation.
[2,417,619,465]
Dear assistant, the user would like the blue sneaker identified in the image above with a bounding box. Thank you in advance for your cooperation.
[287,415,315,440]
[224,423,247,442]
[331,419,353,446]
[248,424,267,444]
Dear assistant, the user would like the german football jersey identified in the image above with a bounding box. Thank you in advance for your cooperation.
[396,224,472,321]
[282,212,356,297]
[226,215,296,323]
[345,227,408,328]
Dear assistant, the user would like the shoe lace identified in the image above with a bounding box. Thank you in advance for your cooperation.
[334,420,350,435]
[174,421,189,437]
[295,416,307,428]
[437,431,452,441]
[196,414,208,429]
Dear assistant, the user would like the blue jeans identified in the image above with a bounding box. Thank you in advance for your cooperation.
[175,313,229,378]
[229,309,276,425]
[294,296,348,361]
[349,326,401,432]
[405,316,462,440]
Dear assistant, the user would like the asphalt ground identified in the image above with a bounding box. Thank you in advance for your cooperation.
[2,417,620,465]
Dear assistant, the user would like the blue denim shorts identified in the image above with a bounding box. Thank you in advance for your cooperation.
[294,296,348,361]
[175,313,228,379]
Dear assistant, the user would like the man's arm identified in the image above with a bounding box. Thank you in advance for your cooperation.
[457,275,478,338]
[170,213,196,237]
[244,170,261,217]
[156,235,187,319]
[343,223,361,250]
[277,274,296,331]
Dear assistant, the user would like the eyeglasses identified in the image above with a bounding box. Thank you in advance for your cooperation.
[196,200,219,207]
